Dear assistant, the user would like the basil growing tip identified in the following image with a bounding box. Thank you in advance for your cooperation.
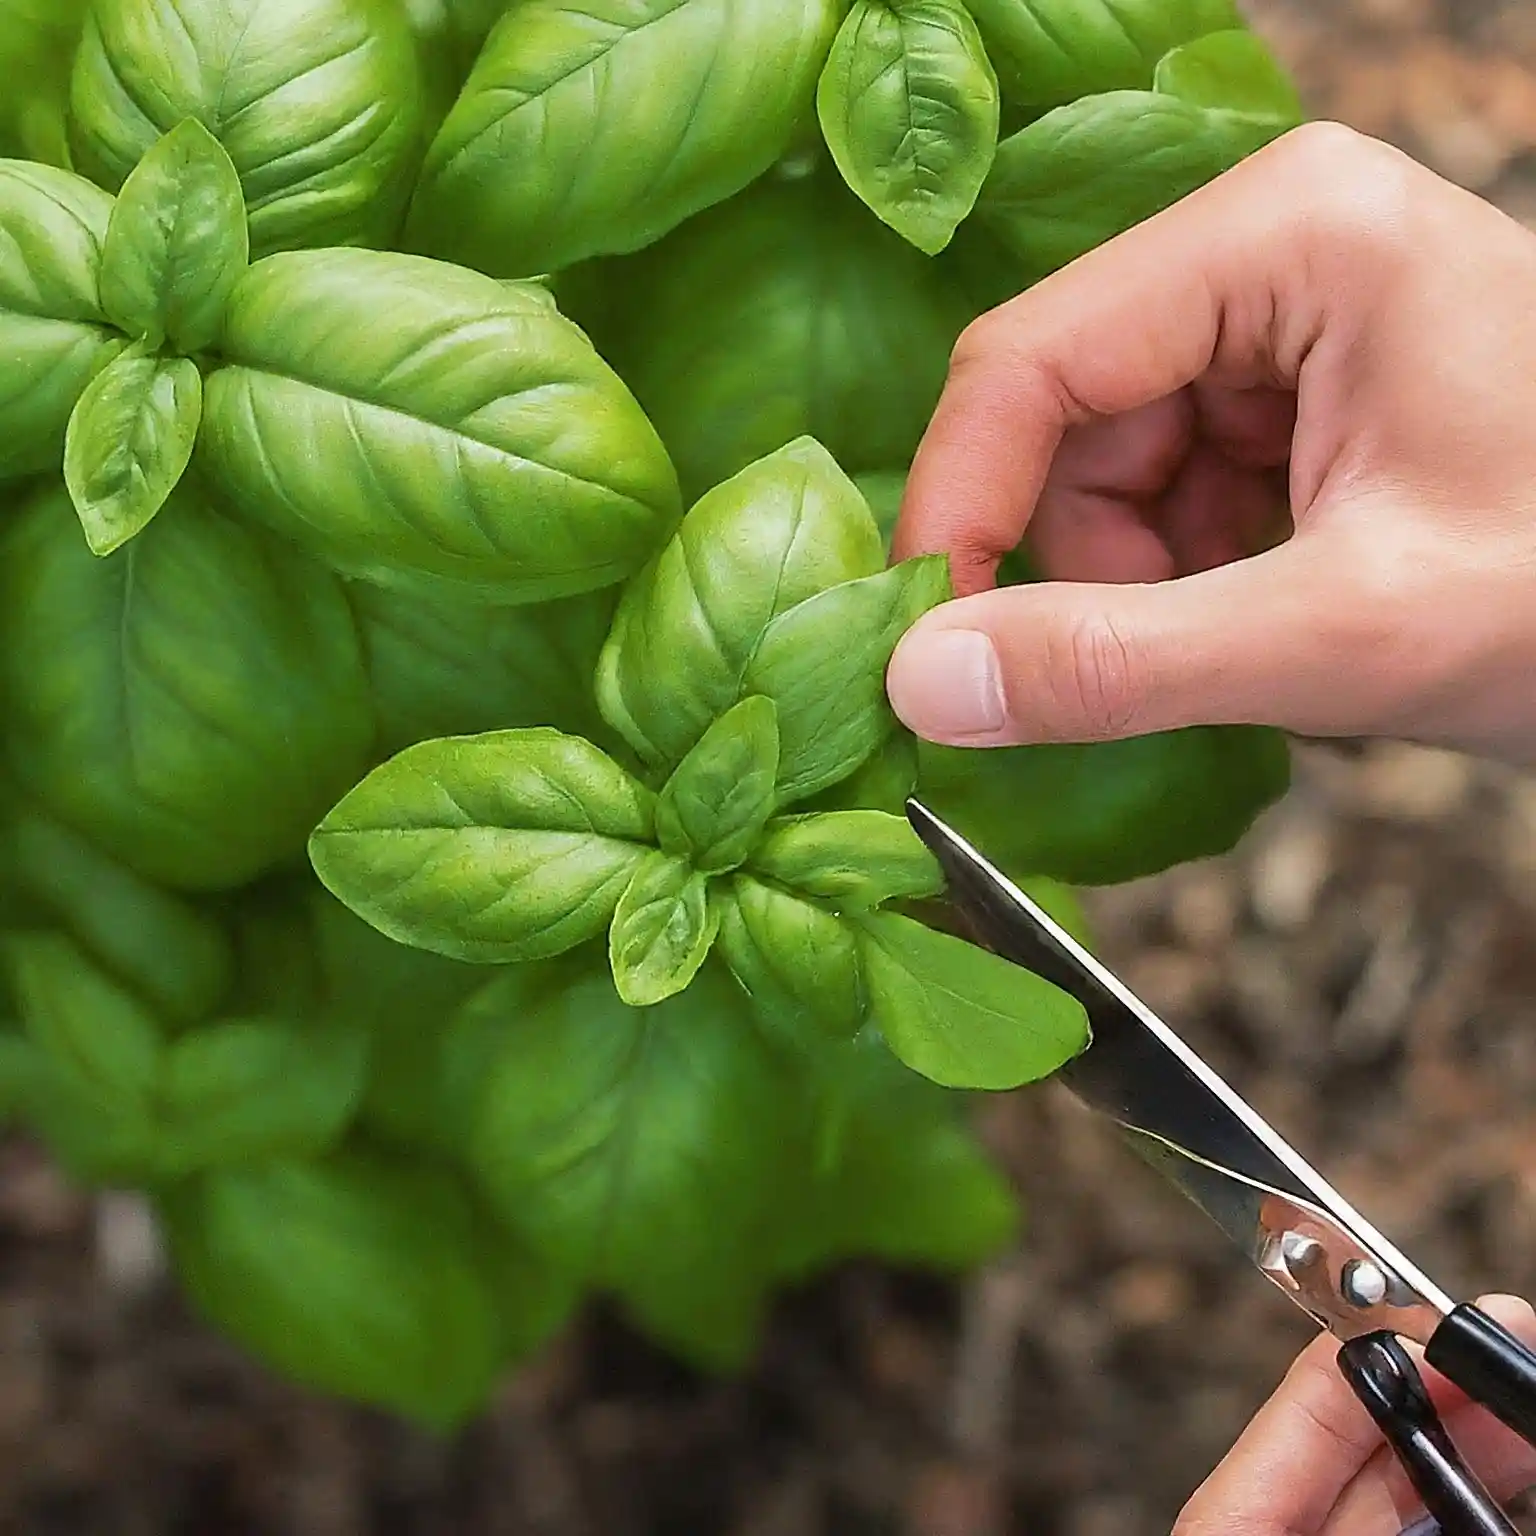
[654,695,780,874]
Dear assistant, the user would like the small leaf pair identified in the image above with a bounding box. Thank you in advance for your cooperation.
[64,119,247,555]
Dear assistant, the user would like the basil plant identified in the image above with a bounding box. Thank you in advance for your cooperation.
[0,0,1300,1426]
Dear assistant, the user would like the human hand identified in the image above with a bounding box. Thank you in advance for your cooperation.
[1174,1296,1536,1535]
[887,123,1536,764]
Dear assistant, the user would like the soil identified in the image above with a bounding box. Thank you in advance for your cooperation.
[7,3,1536,1532]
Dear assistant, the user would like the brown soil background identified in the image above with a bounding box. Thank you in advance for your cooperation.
[8,2,1536,1531]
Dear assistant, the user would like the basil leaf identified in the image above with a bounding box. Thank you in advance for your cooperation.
[778,1035,1018,1276]
[654,695,779,873]
[310,728,656,964]
[224,893,323,1021]
[312,892,509,1155]
[916,725,1291,885]
[608,852,717,1007]
[407,0,841,277]
[857,911,1088,1089]
[199,250,681,602]
[749,810,942,909]
[6,802,233,1027]
[0,159,124,480]
[353,582,618,757]
[0,480,375,892]
[465,961,805,1370]
[960,0,1240,108]
[597,437,885,771]
[978,88,1288,284]
[156,1015,367,1176]
[714,874,865,1045]
[742,553,950,802]
[0,0,89,162]
[817,0,999,255]
[63,343,202,553]
[1153,28,1303,120]
[602,179,975,502]
[68,0,426,257]
[475,1214,581,1369]
[98,118,247,354]
[3,930,165,1182]
[805,730,918,816]
[160,1149,504,1427]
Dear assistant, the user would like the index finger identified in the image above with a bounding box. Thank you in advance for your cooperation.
[892,122,1416,593]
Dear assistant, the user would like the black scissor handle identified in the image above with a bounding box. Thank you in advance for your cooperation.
[1338,1333,1518,1536]
[1425,1303,1536,1449]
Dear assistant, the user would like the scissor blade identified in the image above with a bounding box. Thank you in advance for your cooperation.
[904,797,1453,1344]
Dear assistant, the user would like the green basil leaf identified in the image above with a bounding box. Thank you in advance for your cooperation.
[857,910,1088,1089]
[310,728,656,964]
[1154,28,1303,119]
[63,343,202,553]
[313,892,513,1156]
[742,553,950,802]
[474,1211,582,1368]
[0,479,375,891]
[160,1149,504,1426]
[978,88,1288,284]
[916,725,1291,884]
[597,437,885,771]
[407,0,841,277]
[959,0,1240,108]
[224,891,324,1021]
[778,1034,1018,1276]
[600,179,975,502]
[353,581,617,757]
[804,730,918,816]
[608,852,717,1007]
[3,930,165,1182]
[654,695,779,873]
[465,961,806,1370]
[0,0,90,162]
[0,159,124,480]
[199,250,681,602]
[398,0,506,132]
[156,1015,367,1176]
[749,810,942,909]
[852,469,907,547]
[714,874,865,1045]
[98,118,247,354]
[68,0,426,257]
[817,0,999,255]
[7,802,233,1027]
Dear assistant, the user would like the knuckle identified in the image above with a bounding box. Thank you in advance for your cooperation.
[1263,122,1421,266]
[1048,611,1146,740]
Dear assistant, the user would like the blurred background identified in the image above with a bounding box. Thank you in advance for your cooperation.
[7,0,1536,1531]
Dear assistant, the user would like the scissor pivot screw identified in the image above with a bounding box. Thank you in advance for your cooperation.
[1280,1231,1326,1275]
[1341,1259,1390,1309]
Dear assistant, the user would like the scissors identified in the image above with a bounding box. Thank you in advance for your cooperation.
[905,797,1536,1536]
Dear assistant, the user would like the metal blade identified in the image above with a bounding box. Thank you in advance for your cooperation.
[905,797,1454,1345]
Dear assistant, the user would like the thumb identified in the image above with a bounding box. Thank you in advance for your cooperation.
[886,539,1424,747]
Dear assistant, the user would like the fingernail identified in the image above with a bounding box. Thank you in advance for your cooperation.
[889,628,1007,740]
[1398,1519,1439,1536]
